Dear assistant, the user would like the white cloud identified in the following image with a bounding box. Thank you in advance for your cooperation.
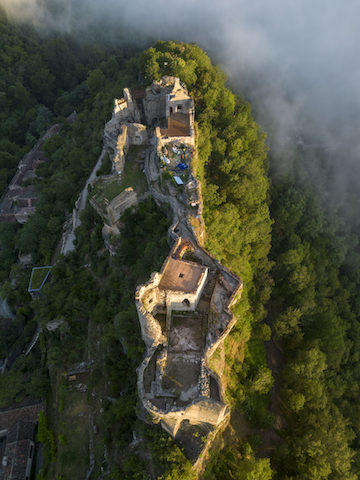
[2,0,360,200]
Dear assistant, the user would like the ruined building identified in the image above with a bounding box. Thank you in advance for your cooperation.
[103,76,195,173]
[100,76,242,461]
[0,124,60,224]
[136,238,241,443]
[0,402,43,480]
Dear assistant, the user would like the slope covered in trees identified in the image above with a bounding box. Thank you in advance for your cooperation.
[268,174,360,479]
[142,41,274,478]
[141,41,360,480]
[1,22,360,479]
[0,17,139,279]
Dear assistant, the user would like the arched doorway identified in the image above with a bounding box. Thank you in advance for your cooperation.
[182,298,190,308]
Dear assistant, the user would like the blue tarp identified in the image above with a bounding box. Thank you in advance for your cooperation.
[177,162,188,170]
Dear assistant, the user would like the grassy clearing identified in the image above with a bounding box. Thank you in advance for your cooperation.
[28,266,52,291]
[102,180,124,202]
[91,149,148,212]
[119,158,148,195]
[101,160,147,201]
[55,390,90,479]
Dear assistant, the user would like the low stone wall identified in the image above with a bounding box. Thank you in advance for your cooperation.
[106,187,138,224]
[137,345,229,438]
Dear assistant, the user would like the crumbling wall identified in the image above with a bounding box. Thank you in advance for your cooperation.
[106,187,138,224]
[143,76,193,126]
[104,89,145,173]
[135,236,240,444]
[154,127,195,153]
[143,85,167,125]
[127,122,148,145]
[111,88,141,123]
[107,122,148,173]
[135,273,165,349]
[123,88,141,123]
[113,124,129,172]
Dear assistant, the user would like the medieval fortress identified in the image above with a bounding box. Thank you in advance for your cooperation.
[102,76,242,460]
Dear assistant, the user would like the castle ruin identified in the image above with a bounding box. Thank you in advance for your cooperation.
[101,76,242,461]
[136,237,241,444]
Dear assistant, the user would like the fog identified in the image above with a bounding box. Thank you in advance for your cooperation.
[2,0,360,208]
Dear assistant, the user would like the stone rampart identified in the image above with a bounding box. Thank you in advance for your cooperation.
[101,77,242,464]
[137,344,228,438]
[135,235,241,447]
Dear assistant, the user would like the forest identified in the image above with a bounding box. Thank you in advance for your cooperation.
[1,13,360,480]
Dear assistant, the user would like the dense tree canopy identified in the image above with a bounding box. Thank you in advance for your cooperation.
[2,27,360,479]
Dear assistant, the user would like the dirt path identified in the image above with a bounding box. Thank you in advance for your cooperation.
[61,147,106,255]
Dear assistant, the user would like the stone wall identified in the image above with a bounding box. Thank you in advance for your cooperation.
[109,122,148,173]
[143,76,194,127]
[154,127,195,153]
[104,89,146,173]
[101,77,243,464]
[135,273,165,349]
[143,85,167,125]
[160,398,228,437]
[135,236,241,446]
[137,346,229,438]
[123,88,141,123]
[113,124,129,172]
[106,187,138,224]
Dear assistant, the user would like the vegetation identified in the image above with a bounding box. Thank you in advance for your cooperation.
[142,41,273,477]
[4,197,176,479]
[267,176,359,479]
[0,17,140,278]
[37,410,56,476]
[204,445,273,480]
[0,19,97,196]
[90,150,147,210]
[141,40,360,480]
[28,266,52,291]
[1,20,360,480]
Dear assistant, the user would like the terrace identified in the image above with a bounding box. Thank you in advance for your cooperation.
[160,112,191,137]
[28,266,52,296]
[159,258,206,293]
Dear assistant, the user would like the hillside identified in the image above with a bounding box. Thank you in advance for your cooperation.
[0,24,360,480]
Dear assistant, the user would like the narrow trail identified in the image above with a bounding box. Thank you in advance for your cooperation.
[18,147,107,359]
[0,297,14,319]
[61,147,106,256]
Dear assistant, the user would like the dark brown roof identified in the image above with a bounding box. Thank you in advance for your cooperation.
[7,421,35,443]
[159,258,207,293]
[0,402,42,480]
[2,438,32,480]
[0,402,43,431]
[160,113,191,137]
